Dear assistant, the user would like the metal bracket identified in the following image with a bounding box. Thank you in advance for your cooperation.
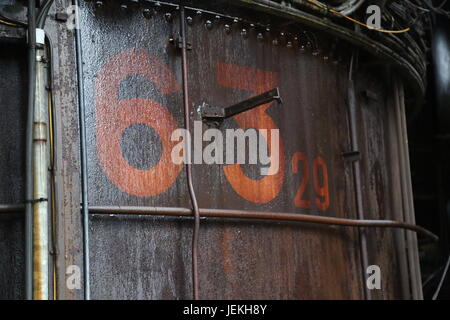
[169,36,192,50]
[200,87,282,122]
[342,151,361,162]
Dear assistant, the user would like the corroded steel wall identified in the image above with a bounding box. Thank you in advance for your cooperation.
[0,0,417,300]
[78,2,408,299]
[0,41,26,300]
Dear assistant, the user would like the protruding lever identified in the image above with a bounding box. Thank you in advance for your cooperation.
[200,87,282,121]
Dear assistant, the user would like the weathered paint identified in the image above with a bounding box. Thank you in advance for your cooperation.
[0,0,421,300]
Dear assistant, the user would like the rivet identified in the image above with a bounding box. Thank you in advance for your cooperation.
[241,29,248,38]
[312,50,320,57]
[120,4,128,11]
[186,16,193,25]
[224,24,231,34]
[205,20,213,30]
[164,13,173,22]
[300,45,306,53]
[233,18,239,24]
[215,15,221,20]
[95,1,103,8]
[272,38,279,46]
[257,33,264,41]
[143,8,153,19]
[287,41,293,48]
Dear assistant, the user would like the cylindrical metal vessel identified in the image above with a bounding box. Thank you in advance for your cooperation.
[0,0,429,300]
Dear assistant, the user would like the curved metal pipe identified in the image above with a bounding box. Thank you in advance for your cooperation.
[180,6,201,301]
[88,206,438,242]
[234,0,425,96]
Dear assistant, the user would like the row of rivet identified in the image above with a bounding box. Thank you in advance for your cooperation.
[86,0,341,63]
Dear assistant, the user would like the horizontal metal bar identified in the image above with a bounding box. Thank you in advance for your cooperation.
[2,203,438,241]
[201,88,282,120]
[0,204,25,213]
[88,205,439,242]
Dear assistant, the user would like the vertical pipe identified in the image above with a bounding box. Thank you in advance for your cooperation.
[73,0,90,300]
[394,78,423,299]
[348,51,371,300]
[33,39,49,300]
[180,6,201,300]
[26,0,36,300]
[386,72,411,299]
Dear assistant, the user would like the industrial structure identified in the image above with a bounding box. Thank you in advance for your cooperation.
[0,0,449,300]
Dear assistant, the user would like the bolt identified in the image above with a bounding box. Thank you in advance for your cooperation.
[272,38,279,46]
[224,24,231,34]
[186,16,193,25]
[241,29,248,38]
[120,4,128,11]
[257,33,264,41]
[143,8,153,19]
[95,1,103,8]
[287,41,293,48]
[205,20,213,30]
[165,13,173,22]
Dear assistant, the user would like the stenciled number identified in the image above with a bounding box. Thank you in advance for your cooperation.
[292,152,330,211]
[292,152,311,209]
[313,156,329,211]
[95,52,330,208]
[96,49,182,197]
[217,62,285,204]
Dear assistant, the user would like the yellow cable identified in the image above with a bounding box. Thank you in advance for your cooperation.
[307,0,410,34]
[0,18,20,27]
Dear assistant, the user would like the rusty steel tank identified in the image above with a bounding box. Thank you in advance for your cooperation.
[0,0,434,300]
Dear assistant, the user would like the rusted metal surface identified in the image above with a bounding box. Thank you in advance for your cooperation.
[70,0,424,299]
[79,2,192,299]
[352,68,420,299]
[77,2,363,299]
[0,39,26,299]
[0,0,425,300]
[44,0,85,300]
